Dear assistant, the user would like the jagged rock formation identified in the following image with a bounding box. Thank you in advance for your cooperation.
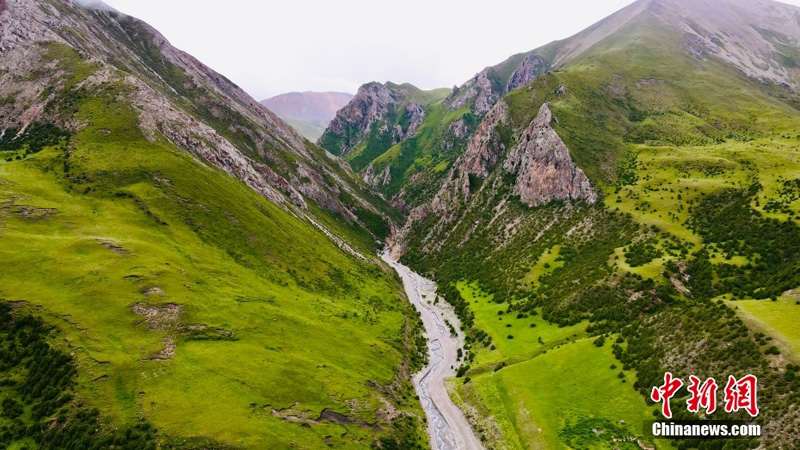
[402,101,596,250]
[0,0,390,233]
[319,82,426,157]
[445,69,498,115]
[431,101,510,214]
[361,164,392,188]
[446,53,549,116]
[502,103,597,206]
[506,54,546,92]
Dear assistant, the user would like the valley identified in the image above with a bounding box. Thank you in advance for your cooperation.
[382,253,484,450]
[4,0,800,449]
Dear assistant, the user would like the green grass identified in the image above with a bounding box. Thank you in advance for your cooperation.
[400,8,800,450]
[523,245,564,286]
[457,281,587,369]
[453,339,664,450]
[452,282,658,448]
[0,77,422,448]
[729,295,800,362]
[604,139,800,244]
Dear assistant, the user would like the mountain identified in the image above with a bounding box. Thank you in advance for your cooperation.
[0,1,426,448]
[328,0,800,211]
[317,82,451,200]
[261,91,353,141]
[390,0,800,448]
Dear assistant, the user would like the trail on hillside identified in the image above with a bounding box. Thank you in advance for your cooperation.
[381,251,485,450]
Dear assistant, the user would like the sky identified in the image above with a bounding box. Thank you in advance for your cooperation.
[100,0,800,100]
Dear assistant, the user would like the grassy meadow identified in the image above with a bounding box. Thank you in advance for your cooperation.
[729,294,800,362]
[449,283,664,449]
[0,71,422,448]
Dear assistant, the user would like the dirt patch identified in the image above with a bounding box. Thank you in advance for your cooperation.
[635,78,665,87]
[93,375,109,382]
[143,287,164,296]
[97,240,130,254]
[265,403,381,431]
[152,173,173,188]
[150,336,176,360]
[318,408,381,431]
[131,302,235,360]
[11,205,57,220]
[132,302,181,331]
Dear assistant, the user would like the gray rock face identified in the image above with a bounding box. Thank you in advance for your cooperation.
[441,117,468,151]
[506,54,546,92]
[361,164,392,188]
[322,82,396,155]
[445,53,548,117]
[319,82,426,156]
[396,101,425,141]
[445,69,497,115]
[502,103,597,206]
[456,102,509,183]
[430,101,509,214]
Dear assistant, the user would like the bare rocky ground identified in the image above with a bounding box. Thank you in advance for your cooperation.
[382,251,484,450]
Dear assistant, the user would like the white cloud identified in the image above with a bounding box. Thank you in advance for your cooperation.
[100,0,800,100]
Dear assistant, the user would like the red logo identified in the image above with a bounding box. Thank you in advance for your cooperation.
[686,375,718,414]
[651,372,683,419]
[652,373,758,418]
[724,375,759,417]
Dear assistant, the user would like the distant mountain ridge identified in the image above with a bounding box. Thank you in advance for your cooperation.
[261,91,353,141]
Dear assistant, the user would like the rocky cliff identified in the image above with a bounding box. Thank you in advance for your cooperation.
[506,54,547,92]
[319,82,432,159]
[430,101,510,215]
[445,52,549,116]
[502,103,597,206]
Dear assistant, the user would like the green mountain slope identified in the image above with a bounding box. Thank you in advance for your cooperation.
[394,0,800,448]
[0,1,425,448]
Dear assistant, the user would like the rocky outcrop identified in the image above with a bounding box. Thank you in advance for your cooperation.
[395,101,425,141]
[362,164,392,188]
[445,53,547,116]
[459,101,509,178]
[502,103,597,206]
[318,81,435,161]
[445,69,497,115]
[428,101,509,216]
[506,54,546,92]
[441,117,469,151]
[320,82,397,155]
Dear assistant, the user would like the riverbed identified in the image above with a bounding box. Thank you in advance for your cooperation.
[381,251,484,450]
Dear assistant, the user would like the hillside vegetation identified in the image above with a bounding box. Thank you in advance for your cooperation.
[398,3,800,449]
[0,1,428,448]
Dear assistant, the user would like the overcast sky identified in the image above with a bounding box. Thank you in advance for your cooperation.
[101,0,800,100]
